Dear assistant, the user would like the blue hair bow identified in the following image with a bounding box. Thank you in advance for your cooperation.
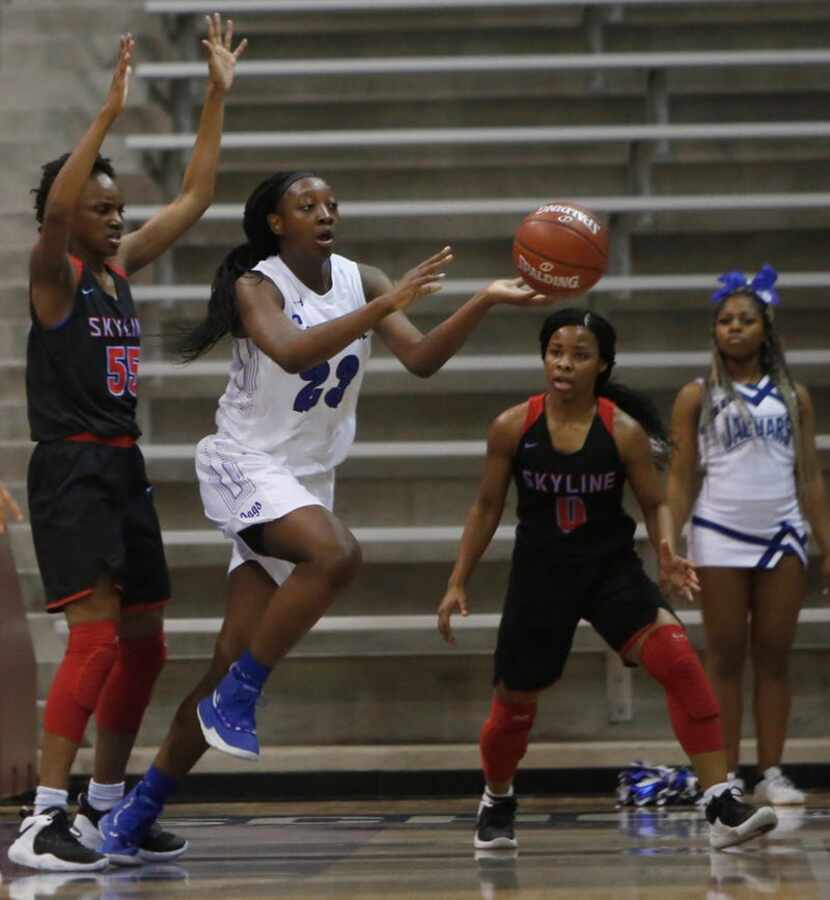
[710,263,780,306]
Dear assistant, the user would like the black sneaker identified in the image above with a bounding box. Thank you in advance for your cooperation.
[7,806,108,871]
[474,792,518,849]
[705,788,778,849]
[74,792,188,863]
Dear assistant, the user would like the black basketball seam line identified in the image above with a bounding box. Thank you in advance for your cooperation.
[519,218,608,261]
[513,238,604,275]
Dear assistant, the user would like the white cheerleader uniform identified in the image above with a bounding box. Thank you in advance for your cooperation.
[688,375,807,569]
[196,253,370,583]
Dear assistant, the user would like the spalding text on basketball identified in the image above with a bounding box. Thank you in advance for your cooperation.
[534,204,602,236]
[516,254,581,289]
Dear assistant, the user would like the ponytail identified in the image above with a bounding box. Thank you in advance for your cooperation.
[179,170,318,362]
[539,308,671,464]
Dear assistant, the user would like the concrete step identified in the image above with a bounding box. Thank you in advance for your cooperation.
[138,384,830,445]
[66,736,830,778]
[29,615,830,746]
[199,156,830,207]
[148,304,830,359]
[136,207,830,251]
[142,225,830,285]
[6,516,824,574]
[213,88,830,134]
[6,349,830,410]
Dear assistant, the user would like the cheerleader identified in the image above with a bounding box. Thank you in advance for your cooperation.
[667,266,830,804]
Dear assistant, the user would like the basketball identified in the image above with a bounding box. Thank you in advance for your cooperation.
[512,202,609,296]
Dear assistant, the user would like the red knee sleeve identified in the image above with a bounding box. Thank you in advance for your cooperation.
[640,624,723,756]
[43,619,119,744]
[480,696,536,785]
[95,630,167,735]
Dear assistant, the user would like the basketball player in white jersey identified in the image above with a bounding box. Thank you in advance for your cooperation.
[99,171,552,862]
[667,266,830,806]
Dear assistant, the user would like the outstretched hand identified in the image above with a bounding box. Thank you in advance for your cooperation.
[103,34,134,119]
[658,538,700,603]
[383,246,454,313]
[484,277,552,307]
[203,14,248,93]
[437,584,468,646]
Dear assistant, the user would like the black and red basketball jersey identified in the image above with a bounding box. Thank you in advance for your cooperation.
[512,393,636,560]
[27,255,141,441]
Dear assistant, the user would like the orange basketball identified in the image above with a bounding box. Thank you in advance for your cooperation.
[512,201,609,296]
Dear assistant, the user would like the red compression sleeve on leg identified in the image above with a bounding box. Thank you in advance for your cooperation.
[95,630,167,735]
[480,695,537,785]
[43,619,119,744]
[639,624,723,756]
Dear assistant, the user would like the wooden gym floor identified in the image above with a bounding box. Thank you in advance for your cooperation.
[1,795,829,898]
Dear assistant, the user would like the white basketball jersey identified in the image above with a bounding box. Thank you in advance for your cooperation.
[694,375,798,508]
[213,253,370,476]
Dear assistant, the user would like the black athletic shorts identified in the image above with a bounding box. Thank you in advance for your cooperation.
[493,544,676,692]
[28,440,171,613]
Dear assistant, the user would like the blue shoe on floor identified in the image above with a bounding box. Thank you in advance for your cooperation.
[99,786,163,867]
[197,663,261,761]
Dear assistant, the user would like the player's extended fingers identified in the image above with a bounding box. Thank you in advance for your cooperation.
[233,37,249,59]
[204,14,216,44]
[224,17,234,49]
[416,246,453,269]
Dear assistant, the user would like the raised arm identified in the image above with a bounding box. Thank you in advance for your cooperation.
[31,35,132,327]
[796,383,830,596]
[666,381,704,547]
[238,248,451,372]
[437,406,522,645]
[118,15,247,275]
[364,263,549,378]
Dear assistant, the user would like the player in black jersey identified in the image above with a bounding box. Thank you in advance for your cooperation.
[437,308,778,852]
[9,19,247,872]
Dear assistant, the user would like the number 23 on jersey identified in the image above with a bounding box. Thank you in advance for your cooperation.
[293,354,360,413]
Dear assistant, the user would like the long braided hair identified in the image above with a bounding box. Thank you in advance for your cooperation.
[180,170,317,362]
[701,287,810,496]
[539,308,672,466]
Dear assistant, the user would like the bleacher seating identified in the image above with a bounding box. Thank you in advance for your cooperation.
[6,0,830,767]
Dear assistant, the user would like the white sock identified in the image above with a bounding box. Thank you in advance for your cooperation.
[88,779,125,812]
[702,781,731,804]
[485,785,514,800]
[34,786,68,816]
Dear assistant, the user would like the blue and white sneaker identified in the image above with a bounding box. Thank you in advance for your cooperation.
[77,792,187,864]
[196,663,261,760]
[99,786,165,867]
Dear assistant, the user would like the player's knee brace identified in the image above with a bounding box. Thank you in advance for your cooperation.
[95,629,167,734]
[639,624,722,755]
[480,695,537,784]
[43,619,119,744]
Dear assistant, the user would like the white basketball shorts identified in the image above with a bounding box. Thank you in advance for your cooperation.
[196,434,335,585]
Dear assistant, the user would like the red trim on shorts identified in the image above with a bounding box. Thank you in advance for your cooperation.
[597,396,615,435]
[46,586,95,612]
[522,394,546,434]
[65,432,136,448]
[122,598,170,614]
